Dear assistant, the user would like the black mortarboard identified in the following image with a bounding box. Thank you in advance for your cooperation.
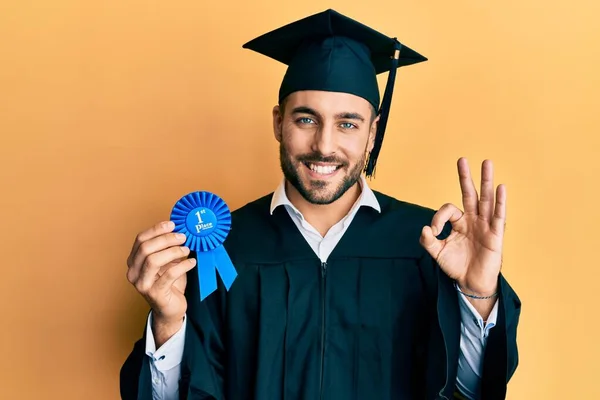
[242,9,427,177]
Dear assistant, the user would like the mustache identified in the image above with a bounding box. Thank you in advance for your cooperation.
[296,153,348,166]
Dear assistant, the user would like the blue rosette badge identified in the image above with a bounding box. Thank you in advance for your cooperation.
[170,191,237,301]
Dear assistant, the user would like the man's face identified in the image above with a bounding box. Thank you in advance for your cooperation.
[273,90,378,205]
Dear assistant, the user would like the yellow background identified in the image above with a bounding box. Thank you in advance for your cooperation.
[1,0,598,398]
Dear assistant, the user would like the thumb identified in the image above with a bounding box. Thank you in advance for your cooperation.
[420,225,444,258]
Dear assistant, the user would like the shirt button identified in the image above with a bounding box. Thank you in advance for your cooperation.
[153,378,159,385]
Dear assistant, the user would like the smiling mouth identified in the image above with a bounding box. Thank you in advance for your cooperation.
[303,162,341,176]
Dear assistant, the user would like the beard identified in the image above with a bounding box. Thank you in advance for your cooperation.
[279,142,366,205]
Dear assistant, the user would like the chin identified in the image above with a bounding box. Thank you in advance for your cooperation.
[304,188,340,205]
[295,170,358,205]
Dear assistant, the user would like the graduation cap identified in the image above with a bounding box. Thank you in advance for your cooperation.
[242,9,427,177]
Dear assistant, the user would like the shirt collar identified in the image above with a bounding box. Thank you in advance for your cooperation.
[269,175,381,215]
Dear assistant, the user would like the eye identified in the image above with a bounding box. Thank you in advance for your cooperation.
[340,122,357,129]
[296,117,315,125]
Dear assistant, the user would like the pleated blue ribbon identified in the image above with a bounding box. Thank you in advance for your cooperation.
[170,191,237,301]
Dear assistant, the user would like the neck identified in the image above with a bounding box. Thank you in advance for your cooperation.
[285,179,362,237]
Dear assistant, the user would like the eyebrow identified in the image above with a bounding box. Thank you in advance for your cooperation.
[291,106,321,118]
[291,107,365,123]
[334,112,365,122]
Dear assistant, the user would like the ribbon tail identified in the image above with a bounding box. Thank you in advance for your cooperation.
[213,246,237,290]
[195,251,217,301]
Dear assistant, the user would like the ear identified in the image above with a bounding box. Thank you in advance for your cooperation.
[367,114,380,153]
[273,105,283,143]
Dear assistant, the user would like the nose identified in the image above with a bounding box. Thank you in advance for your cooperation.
[311,123,336,156]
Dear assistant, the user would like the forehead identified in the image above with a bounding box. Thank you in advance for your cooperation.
[285,90,372,114]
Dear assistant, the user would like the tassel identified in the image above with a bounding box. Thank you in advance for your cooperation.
[365,38,402,178]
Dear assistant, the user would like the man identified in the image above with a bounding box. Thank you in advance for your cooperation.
[121,9,520,400]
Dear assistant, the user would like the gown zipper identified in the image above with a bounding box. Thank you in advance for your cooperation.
[319,261,328,399]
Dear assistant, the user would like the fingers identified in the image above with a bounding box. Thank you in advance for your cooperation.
[430,203,464,235]
[478,159,494,221]
[457,157,479,215]
[128,231,187,282]
[153,258,197,294]
[157,257,187,277]
[128,221,176,265]
[491,184,507,235]
[420,225,444,257]
[134,246,191,294]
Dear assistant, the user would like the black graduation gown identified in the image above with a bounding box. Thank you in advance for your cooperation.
[120,191,521,400]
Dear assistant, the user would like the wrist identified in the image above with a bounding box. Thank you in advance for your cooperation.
[457,274,498,296]
[151,313,184,348]
[455,281,498,299]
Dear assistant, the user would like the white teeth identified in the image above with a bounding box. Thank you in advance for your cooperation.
[309,164,337,175]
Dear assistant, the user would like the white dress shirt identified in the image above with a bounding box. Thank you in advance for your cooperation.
[145,176,498,399]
